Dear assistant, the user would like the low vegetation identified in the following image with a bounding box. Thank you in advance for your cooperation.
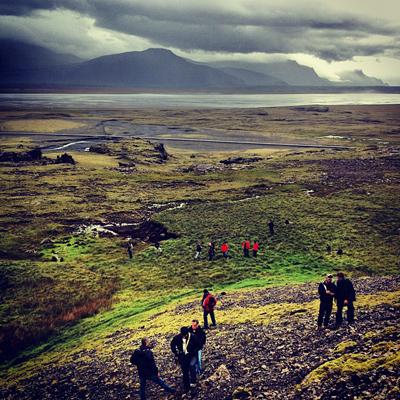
[0,105,399,398]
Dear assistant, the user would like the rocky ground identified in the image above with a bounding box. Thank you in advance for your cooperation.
[1,276,399,400]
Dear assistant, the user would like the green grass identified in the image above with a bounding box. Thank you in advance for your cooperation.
[0,131,399,374]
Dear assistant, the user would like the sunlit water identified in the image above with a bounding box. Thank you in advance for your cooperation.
[0,92,399,109]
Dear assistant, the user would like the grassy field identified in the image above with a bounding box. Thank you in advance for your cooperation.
[0,105,399,384]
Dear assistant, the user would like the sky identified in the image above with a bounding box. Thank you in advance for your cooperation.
[0,0,399,84]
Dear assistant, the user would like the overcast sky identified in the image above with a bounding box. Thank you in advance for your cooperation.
[1,0,399,84]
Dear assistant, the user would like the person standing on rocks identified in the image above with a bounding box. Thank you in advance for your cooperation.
[268,220,275,236]
[208,241,215,261]
[130,338,175,400]
[242,239,250,257]
[171,327,200,392]
[195,241,202,259]
[317,274,336,329]
[221,241,229,259]
[202,289,217,329]
[335,272,356,326]
[189,319,206,374]
[252,241,259,257]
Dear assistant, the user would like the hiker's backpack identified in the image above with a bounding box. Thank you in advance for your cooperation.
[208,295,216,308]
[130,349,142,366]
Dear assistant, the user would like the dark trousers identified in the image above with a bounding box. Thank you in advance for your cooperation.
[203,310,216,328]
[317,301,333,327]
[253,250,258,257]
[139,375,174,400]
[336,300,355,325]
[243,248,249,257]
[208,251,214,261]
[179,355,197,390]
[128,249,133,259]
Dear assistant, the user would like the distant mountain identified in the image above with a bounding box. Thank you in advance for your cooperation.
[336,70,387,86]
[220,67,287,86]
[0,40,389,90]
[54,48,244,88]
[209,60,331,86]
[0,39,81,71]
[0,46,245,89]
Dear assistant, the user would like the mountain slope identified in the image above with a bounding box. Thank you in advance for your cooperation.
[0,39,81,71]
[220,67,288,86]
[209,60,332,86]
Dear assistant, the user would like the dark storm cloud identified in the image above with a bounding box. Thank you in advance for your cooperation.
[1,0,399,61]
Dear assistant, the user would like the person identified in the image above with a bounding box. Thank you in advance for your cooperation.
[127,239,134,259]
[171,327,199,392]
[268,220,275,236]
[317,274,336,329]
[252,241,259,257]
[326,244,332,254]
[335,272,356,326]
[189,319,206,374]
[285,219,290,225]
[221,241,229,259]
[242,240,250,257]
[195,241,202,259]
[130,338,175,400]
[202,289,217,329]
[208,241,215,261]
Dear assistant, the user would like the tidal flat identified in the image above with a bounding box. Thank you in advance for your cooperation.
[0,104,399,399]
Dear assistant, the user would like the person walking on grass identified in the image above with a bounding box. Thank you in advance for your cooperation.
[127,239,134,259]
[130,338,175,400]
[335,272,356,326]
[195,241,202,259]
[189,319,206,374]
[317,274,336,330]
[268,220,275,236]
[221,241,229,259]
[242,239,250,257]
[171,327,200,392]
[202,289,217,329]
[208,241,215,261]
[252,241,259,257]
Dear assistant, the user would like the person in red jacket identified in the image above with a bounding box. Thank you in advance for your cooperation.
[252,241,259,257]
[221,241,229,258]
[202,289,217,329]
[242,240,250,257]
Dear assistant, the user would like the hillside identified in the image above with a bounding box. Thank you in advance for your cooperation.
[0,105,399,399]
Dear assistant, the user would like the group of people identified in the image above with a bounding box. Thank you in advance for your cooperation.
[132,274,357,399]
[195,240,261,261]
[317,272,356,329]
[131,290,217,399]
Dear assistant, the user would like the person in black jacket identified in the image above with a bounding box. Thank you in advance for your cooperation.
[317,274,336,329]
[335,272,356,326]
[189,319,206,374]
[171,327,199,391]
[130,338,175,400]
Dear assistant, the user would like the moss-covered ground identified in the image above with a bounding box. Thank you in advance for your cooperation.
[0,105,399,392]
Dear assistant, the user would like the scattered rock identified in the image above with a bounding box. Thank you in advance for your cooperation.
[220,157,263,165]
[293,106,329,112]
[154,143,169,161]
[55,153,75,165]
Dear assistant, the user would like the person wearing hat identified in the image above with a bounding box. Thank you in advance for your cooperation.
[170,326,200,392]
[317,274,336,329]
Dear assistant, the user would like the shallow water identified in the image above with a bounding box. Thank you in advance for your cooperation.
[1,92,400,109]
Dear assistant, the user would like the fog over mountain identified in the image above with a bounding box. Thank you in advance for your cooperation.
[0,0,399,84]
[0,40,390,89]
